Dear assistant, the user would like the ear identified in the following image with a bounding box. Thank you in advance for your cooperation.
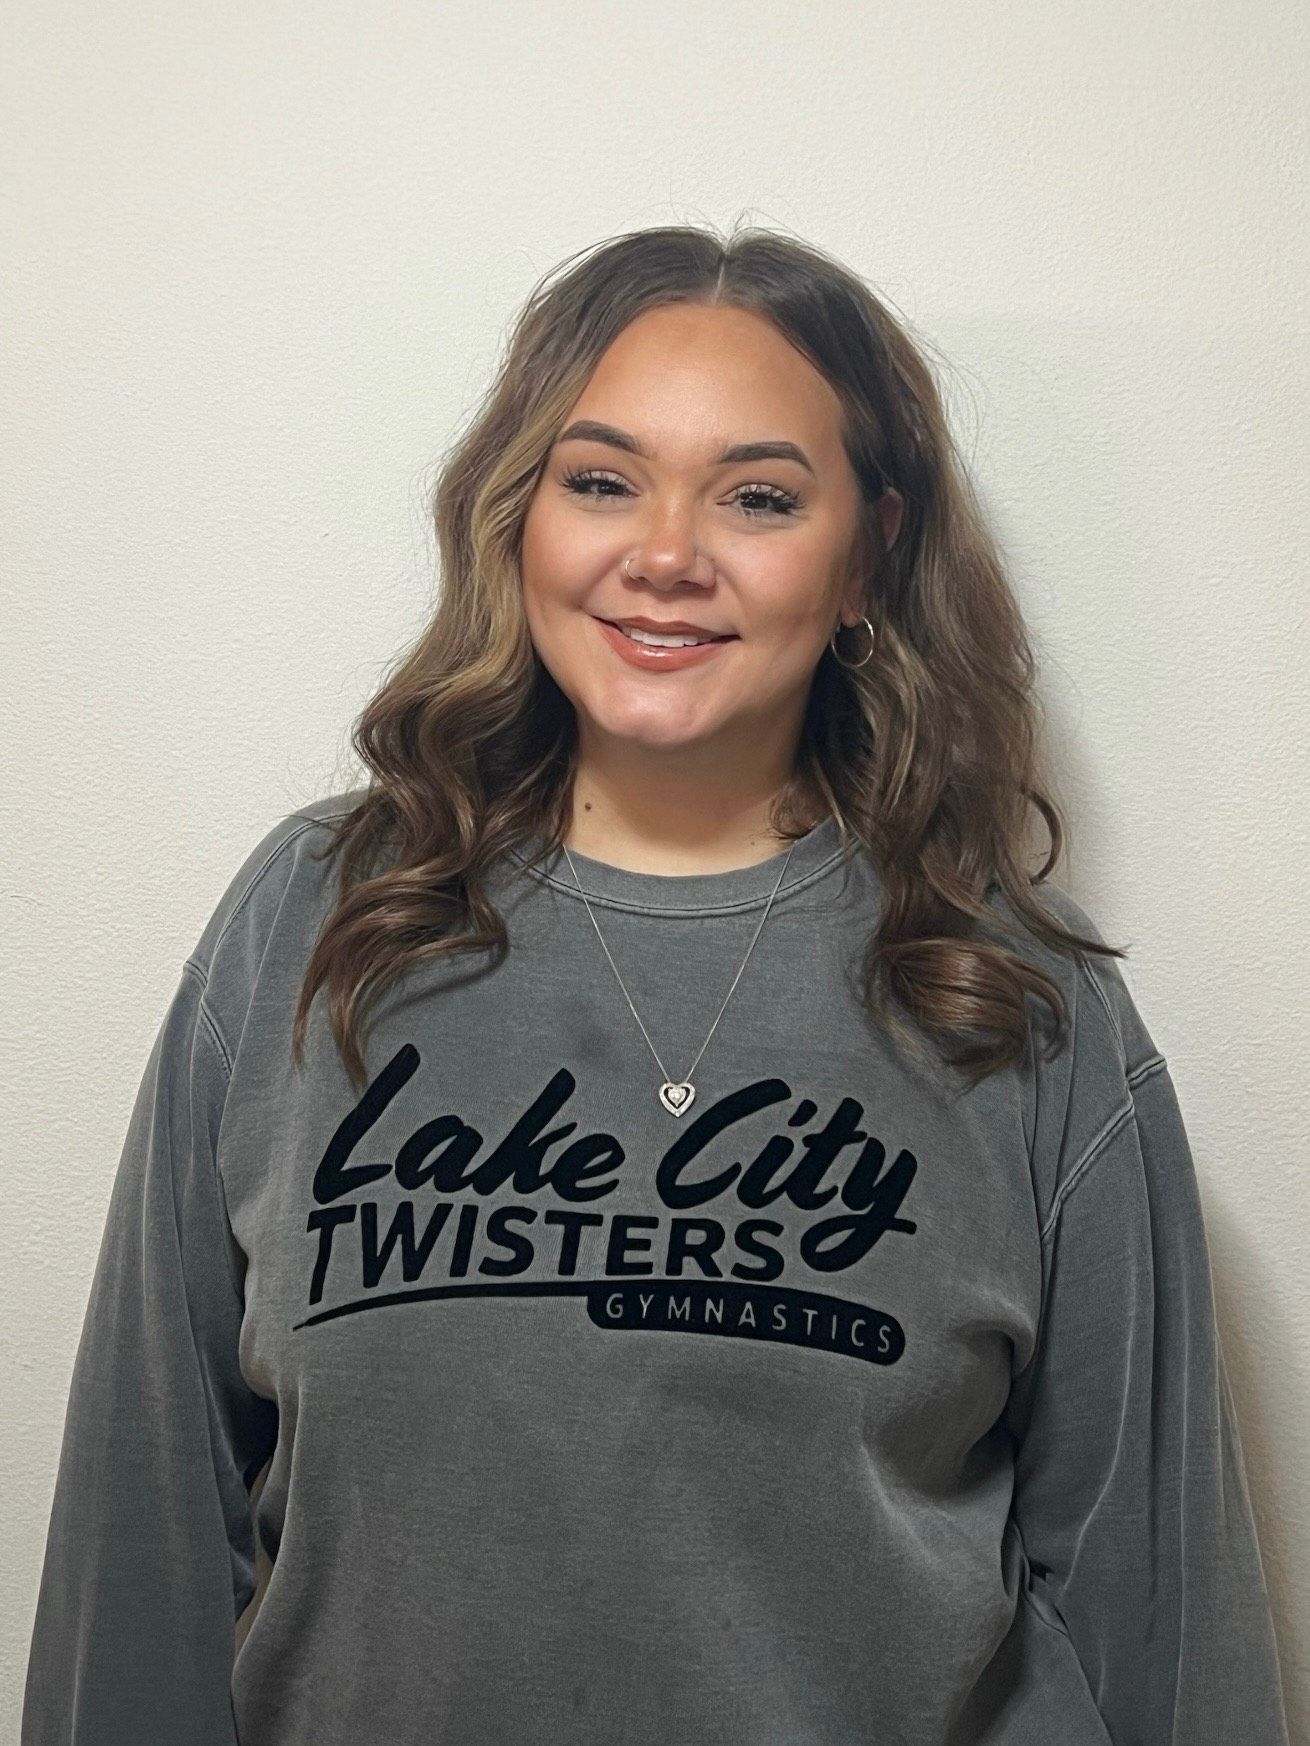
[878,487,905,553]
[836,583,865,631]
[836,489,902,628]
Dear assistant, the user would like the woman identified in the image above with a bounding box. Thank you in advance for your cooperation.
[23,225,1289,1744]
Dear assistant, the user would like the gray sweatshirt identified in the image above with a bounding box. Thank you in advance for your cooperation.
[22,792,1290,1746]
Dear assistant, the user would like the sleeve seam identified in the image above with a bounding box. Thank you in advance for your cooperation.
[1077,953,1126,1056]
[1039,1052,1168,1244]
[194,806,354,988]
[178,803,355,1060]
[180,958,235,1081]
[178,960,249,1309]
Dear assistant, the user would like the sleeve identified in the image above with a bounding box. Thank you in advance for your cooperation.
[21,958,279,1746]
[1003,1052,1290,1745]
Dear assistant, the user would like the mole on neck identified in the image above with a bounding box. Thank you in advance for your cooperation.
[563,783,827,877]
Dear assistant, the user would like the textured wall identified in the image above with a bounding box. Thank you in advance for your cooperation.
[4,0,1306,1734]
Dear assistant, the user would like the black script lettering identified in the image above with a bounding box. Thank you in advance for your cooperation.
[472,1069,623,1199]
[656,1082,919,1268]
[395,1114,482,1193]
[801,1146,918,1269]
[313,1044,419,1204]
[312,1054,625,1208]
[656,1079,792,1205]
[738,1098,870,1209]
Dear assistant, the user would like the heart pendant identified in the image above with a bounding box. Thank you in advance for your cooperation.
[659,1081,695,1117]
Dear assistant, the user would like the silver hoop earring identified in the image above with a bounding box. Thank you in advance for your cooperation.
[830,613,877,670]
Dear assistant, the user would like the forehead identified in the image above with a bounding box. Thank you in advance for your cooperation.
[564,304,848,464]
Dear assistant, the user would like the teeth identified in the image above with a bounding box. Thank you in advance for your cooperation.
[618,625,716,648]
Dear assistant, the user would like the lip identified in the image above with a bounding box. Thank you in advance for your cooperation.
[607,615,734,637]
[594,615,737,672]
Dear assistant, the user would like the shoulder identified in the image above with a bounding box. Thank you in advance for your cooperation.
[186,785,367,1039]
[981,878,1170,1222]
[984,877,1164,1078]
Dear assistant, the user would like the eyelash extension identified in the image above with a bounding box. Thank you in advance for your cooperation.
[560,468,800,519]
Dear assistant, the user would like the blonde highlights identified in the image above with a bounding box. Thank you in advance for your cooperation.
[290,222,1121,1093]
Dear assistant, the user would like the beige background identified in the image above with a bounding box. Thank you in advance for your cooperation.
[4,0,1306,1735]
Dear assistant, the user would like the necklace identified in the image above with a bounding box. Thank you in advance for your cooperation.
[560,835,801,1117]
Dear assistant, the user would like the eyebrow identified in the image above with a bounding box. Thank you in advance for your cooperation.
[555,419,817,480]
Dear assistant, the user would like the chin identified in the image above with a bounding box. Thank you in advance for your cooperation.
[577,697,721,751]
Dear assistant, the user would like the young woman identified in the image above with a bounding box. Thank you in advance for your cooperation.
[23,225,1289,1745]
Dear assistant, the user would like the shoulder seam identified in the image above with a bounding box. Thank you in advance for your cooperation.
[179,805,353,1064]
[210,811,349,962]
[1039,1053,1168,1244]
[178,961,248,1307]
[1076,953,1125,1055]
[180,956,234,1081]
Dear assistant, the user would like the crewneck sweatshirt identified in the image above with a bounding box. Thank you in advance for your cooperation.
[22,792,1290,1745]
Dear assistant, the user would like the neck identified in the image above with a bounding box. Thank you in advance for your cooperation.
[564,746,825,877]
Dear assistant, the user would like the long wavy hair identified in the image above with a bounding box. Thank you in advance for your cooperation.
[290,221,1123,1094]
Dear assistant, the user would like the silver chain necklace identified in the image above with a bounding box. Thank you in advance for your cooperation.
[560,835,800,1118]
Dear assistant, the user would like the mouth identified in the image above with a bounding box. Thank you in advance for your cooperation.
[597,617,737,649]
[593,615,738,670]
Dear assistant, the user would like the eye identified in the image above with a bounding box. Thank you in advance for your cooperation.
[560,469,800,520]
[732,483,800,519]
[561,468,631,503]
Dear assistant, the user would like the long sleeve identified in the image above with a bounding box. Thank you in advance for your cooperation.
[1004,1050,1290,1745]
[22,958,278,1746]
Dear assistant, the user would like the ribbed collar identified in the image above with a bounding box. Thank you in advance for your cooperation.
[502,812,853,916]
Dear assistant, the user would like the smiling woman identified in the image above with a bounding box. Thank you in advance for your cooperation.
[518,300,904,854]
[22,222,1290,1746]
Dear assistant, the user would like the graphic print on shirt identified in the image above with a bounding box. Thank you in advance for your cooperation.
[293,1042,918,1368]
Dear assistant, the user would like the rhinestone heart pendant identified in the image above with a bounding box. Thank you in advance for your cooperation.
[659,1081,696,1117]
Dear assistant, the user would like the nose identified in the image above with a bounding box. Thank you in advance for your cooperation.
[623,541,715,591]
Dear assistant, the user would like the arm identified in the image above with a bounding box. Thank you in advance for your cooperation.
[22,959,278,1746]
[1004,1050,1290,1744]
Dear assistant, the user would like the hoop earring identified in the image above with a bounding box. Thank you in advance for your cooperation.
[830,613,877,670]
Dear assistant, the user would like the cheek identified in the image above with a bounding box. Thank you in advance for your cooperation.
[750,553,843,641]
[520,519,570,628]
[519,499,554,594]
[521,501,600,615]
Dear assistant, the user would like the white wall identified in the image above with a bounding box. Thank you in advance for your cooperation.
[4,0,1306,1734]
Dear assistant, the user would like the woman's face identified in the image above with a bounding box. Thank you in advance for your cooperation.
[520,302,902,765]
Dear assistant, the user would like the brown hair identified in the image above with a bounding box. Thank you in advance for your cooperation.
[291,221,1123,1094]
